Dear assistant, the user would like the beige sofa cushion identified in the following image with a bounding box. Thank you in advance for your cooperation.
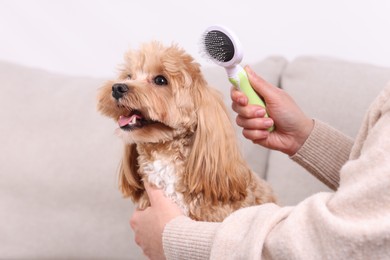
[266,56,390,206]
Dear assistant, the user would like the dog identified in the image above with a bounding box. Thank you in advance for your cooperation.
[97,41,276,222]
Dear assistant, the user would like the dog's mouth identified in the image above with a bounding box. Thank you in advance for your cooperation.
[118,110,157,131]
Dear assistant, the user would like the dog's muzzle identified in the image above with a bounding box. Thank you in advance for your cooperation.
[112,83,129,100]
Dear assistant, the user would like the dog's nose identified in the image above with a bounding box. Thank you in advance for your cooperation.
[112,83,129,100]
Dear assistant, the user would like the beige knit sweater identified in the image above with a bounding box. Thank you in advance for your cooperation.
[163,83,390,260]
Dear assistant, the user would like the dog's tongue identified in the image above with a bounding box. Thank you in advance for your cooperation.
[118,114,141,127]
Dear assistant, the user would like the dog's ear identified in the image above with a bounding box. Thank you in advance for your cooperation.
[185,81,252,205]
[119,144,144,201]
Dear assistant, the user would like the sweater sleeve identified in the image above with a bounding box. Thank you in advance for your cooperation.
[261,86,390,259]
[290,120,354,190]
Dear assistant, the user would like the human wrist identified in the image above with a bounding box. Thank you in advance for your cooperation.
[287,118,314,156]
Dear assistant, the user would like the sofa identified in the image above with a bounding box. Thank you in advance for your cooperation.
[1,55,389,259]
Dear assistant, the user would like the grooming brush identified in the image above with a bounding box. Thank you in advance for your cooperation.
[201,25,273,131]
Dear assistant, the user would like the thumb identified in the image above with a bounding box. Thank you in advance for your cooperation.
[144,182,184,215]
[144,182,165,206]
[245,66,278,103]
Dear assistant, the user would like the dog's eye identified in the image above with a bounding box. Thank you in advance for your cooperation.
[154,75,168,86]
[127,74,132,79]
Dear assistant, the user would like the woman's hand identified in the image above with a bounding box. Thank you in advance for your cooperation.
[130,183,184,260]
[231,66,314,156]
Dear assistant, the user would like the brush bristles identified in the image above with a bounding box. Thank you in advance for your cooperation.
[201,30,235,63]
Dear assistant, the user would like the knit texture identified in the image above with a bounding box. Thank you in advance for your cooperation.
[291,120,354,190]
[163,216,219,260]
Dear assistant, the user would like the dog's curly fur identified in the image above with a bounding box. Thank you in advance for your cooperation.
[97,41,276,222]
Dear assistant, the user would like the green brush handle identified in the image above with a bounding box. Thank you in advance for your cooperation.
[228,66,274,131]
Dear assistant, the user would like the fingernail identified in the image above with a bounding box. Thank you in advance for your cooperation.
[238,97,246,105]
[264,118,274,127]
[255,109,265,117]
[246,66,254,76]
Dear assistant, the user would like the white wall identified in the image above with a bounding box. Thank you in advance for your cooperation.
[1,0,390,78]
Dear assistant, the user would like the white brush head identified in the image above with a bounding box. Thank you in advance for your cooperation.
[201,25,244,68]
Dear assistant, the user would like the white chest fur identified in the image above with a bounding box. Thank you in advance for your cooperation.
[142,159,189,215]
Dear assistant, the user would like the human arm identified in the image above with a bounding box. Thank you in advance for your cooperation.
[164,84,390,259]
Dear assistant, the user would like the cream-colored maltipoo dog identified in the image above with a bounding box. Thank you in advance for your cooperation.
[97,41,276,222]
